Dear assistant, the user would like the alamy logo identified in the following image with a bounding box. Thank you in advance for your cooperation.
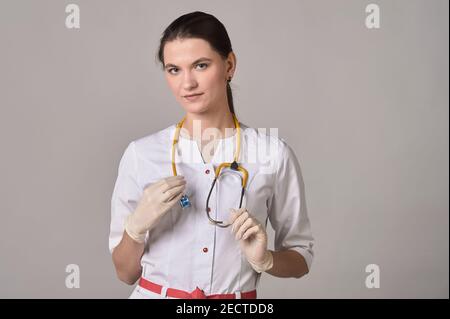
[65,264,80,288]
[65,4,80,29]
[365,4,381,29]
[365,264,380,288]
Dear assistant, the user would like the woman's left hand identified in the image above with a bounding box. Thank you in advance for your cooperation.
[229,208,270,268]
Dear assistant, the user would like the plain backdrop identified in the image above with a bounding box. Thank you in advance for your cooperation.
[0,0,448,298]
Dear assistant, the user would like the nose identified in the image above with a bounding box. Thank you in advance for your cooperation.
[182,71,198,91]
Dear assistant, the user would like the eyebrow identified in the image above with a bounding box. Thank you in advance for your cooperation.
[164,57,213,69]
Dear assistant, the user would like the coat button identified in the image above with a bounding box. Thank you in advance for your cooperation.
[205,169,210,174]
[202,247,208,253]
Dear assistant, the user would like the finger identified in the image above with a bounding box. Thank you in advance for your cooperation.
[228,207,246,225]
[242,225,260,240]
[159,177,186,192]
[162,184,185,202]
[156,175,185,185]
[235,218,255,240]
[163,175,186,184]
[231,210,250,234]
[148,175,184,190]
[163,185,185,202]
[232,210,250,233]
[164,191,184,207]
[143,179,165,191]
[163,178,187,192]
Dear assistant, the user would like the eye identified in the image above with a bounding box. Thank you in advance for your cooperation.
[167,67,179,75]
[195,63,208,70]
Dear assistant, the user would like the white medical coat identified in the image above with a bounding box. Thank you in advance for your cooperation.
[109,122,314,298]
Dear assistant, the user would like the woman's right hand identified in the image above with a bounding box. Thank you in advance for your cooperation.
[125,175,186,243]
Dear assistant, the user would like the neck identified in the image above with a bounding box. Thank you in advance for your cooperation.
[181,109,236,141]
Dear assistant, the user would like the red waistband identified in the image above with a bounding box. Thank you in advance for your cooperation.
[138,277,257,299]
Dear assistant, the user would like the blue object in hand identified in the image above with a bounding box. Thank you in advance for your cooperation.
[179,194,191,209]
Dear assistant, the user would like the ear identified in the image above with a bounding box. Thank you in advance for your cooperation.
[226,51,237,78]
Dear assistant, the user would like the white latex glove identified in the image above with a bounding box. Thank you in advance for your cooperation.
[125,175,186,243]
[229,208,274,273]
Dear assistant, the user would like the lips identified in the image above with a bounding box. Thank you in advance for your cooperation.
[184,93,203,97]
[183,93,204,102]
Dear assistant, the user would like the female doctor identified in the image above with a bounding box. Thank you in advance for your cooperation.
[109,11,314,299]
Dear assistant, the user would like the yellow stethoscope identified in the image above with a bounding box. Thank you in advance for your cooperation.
[171,114,248,227]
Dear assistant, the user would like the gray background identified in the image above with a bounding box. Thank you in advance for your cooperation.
[0,0,448,298]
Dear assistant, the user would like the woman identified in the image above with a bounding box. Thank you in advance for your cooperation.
[109,11,314,299]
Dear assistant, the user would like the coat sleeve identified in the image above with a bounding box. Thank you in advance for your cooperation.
[109,141,143,253]
[267,139,315,272]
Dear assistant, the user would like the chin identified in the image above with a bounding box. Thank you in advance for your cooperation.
[183,102,211,114]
